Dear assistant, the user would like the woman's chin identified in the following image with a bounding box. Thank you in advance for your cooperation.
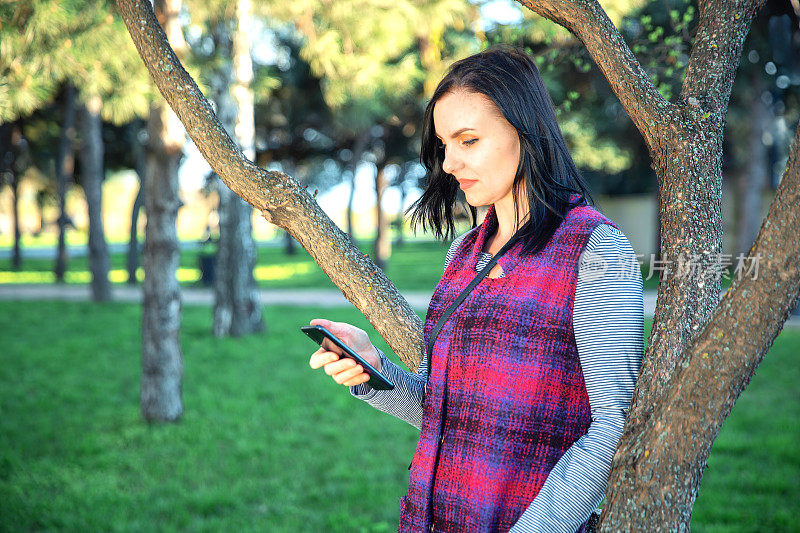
[462,193,488,208]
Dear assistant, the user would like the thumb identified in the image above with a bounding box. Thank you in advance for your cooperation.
[309,318,352,343]
[309,318,332,329]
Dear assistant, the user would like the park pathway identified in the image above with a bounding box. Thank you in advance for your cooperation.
[1,283,799,327]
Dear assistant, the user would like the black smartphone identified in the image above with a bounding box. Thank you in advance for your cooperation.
[301,325,395,390]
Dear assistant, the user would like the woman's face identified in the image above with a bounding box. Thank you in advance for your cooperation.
[432,90,521,209]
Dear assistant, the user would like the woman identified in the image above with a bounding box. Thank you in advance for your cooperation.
[308,44,644,533]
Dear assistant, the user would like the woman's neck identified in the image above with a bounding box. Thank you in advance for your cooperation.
[485,197,529,254]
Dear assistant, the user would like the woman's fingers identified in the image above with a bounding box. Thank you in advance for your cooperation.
[309,348,339,369]
[324,357,359,377]
[331,361,368,385]
[342,372,371,387]
[308,319,372,387]
[310,349,371,387]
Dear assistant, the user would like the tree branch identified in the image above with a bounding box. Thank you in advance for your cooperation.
[114,0,425,369]
[612,0,766,458]
[601,118,800,529]
[681,0,765,117]
[515,0,673,149]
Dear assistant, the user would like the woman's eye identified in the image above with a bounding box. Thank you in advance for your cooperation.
[463,139,478,146]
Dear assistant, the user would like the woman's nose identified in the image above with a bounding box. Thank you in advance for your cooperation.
[442,148,461,175]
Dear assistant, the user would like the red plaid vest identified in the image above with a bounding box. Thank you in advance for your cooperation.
[400,196,618,532]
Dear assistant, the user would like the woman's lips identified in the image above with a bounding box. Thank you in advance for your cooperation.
[458,179,477,190]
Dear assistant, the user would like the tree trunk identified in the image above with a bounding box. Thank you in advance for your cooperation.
[35,189,46,236]
[215,185,263,337]
[79,93,112,302]
[373,162,391,271]
[55,83,77,283]
[10,127,22,271]
[654,184,661,262]
[211,0,263,338]
[394,173,406,248]
[606,120,800,531]
[346,130,370,238]
[11,170,21,270]
[141,0,185,423]
[127,127,146,285]
[0,122,23,270]
[736,69,769,256]
[127,184,144,284]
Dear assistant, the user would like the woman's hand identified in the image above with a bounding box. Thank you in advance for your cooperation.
[307,318,381,387]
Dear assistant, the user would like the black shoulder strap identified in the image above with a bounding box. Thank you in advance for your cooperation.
[426,233,520,361]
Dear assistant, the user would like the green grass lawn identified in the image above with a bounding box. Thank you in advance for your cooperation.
[1,301,796,532]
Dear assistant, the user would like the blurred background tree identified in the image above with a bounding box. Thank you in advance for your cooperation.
[185,0,268,337]
[0,0,151,300]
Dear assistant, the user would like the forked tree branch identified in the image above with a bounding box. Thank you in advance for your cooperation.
[601,117,800,529]
[515,0,673,149]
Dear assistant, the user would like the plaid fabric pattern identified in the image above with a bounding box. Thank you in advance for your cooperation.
[400,195,619,532]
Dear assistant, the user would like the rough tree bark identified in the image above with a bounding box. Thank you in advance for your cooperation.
[79,93,112,302]
[211,0,263,338]
[140,0,186,422]
[116,0,800,527]
[512,0,796,529]
[55,83,77,283]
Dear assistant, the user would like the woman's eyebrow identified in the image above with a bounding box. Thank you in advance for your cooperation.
[435,127,477,139]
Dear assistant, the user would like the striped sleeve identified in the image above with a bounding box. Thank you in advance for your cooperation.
[348,347,427,429]
[509,223,644,532]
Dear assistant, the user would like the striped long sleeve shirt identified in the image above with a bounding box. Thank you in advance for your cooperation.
[350,223,644,532]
